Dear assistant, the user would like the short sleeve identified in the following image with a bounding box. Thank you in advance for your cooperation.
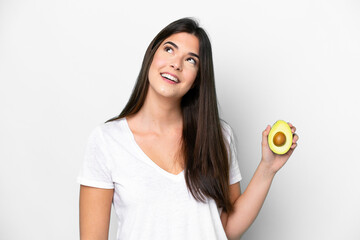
[221,121,242,185]
[77,126,114,189]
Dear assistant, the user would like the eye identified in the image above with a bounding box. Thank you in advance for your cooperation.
[187,57,197,65]
[164,46,173,53]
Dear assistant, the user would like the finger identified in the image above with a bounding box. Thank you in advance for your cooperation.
[262,125,271,146]
[293,134,299,143]
[290,143,297,149]
[263,125,271,136]
[287,122,296,133]
[286,147,295,155]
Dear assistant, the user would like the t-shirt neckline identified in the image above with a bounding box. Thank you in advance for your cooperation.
[121,117,185,181]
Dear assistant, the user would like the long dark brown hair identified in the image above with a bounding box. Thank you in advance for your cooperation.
[106,17,234,213]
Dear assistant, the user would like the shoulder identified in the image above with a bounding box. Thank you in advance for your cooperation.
[220,119,235,141]
[88,117,128,144]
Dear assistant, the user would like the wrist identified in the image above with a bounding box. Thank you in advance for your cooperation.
[259,160,277,180]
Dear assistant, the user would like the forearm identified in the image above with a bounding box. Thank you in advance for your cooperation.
[225,161,276,239]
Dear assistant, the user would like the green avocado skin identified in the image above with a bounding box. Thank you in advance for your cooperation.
[268,120,293,155]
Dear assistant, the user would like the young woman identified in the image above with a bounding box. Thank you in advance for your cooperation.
[77,17,298,240]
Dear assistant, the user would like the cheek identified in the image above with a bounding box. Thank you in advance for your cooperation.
[149,55,166,80]
[185,69,198,84]
[152,54,167,68]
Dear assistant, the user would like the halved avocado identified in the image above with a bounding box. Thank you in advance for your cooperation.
[268,120,293,155]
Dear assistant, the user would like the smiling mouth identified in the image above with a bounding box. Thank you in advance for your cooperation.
[161,73,179,83]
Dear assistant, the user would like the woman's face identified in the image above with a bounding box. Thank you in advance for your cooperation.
[148,32,200,101]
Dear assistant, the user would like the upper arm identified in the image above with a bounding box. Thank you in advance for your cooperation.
[220,182,241,231]
[79,185,114,240]
[229,182,241,203]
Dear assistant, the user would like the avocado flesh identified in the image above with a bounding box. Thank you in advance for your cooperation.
[268,120,293,155]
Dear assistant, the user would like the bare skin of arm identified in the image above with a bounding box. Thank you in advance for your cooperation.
[225,162,276,240]
[79,185,114,240]
[220,182,242,235]
[223,123,299,239]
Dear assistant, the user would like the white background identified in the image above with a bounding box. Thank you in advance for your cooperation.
[1,0,359,239]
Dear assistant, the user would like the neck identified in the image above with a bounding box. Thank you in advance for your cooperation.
[131,90,183,133]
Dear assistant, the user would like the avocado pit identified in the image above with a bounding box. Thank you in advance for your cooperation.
[273,131,286,147]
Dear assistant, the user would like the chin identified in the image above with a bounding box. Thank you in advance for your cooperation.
[148,84,185,101]
[158,91,181,100]
[156,86,179,98]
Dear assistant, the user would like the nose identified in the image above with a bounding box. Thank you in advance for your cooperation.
[170,58,182,71]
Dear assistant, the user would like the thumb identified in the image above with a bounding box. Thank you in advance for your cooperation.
[262,125,271,146]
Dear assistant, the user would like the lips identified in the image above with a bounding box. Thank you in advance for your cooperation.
[160,73,179,83]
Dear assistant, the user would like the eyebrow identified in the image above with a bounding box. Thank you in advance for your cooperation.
[163,41,200,60]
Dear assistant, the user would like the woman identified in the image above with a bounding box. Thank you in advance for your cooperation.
[78,17,298,240]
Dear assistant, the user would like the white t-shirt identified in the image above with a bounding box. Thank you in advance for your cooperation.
[77,118,241,240]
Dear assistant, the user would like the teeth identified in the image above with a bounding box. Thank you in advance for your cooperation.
[161,73,179,83]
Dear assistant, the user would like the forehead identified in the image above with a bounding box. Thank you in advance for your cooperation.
[162,32,199,54]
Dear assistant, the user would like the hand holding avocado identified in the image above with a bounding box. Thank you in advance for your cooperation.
[261,120,299,174]
[268,120,293,155]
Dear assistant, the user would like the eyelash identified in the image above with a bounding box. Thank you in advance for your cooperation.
[187,57,196,65]
[164,46,173,53]
[164,46,197,65]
